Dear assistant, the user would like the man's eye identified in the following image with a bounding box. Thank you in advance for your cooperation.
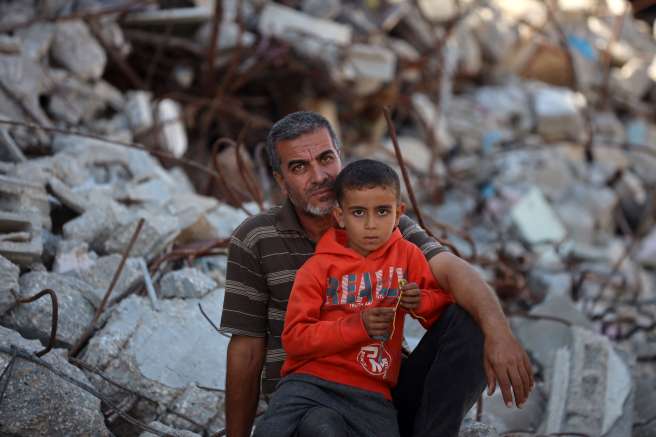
[291,164,305,173]
[321,154,335,164]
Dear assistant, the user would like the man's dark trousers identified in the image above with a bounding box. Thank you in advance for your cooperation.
[392,304,486,437]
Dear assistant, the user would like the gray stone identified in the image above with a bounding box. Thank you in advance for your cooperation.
[50,20,106,80]
[47,177,88,214]
[0,254,19,315]
[63,201,132,253]
[155,99,188,159]
[53,239,96,274]
[103,213,180,260]
[302,0,341,19]
[510,187,567,246]
[0,326,110,437]
[124,6,214,25]
[0,126,26,162]
[70,254,144,308]
[46,70,112,125]
[637,227,656,268]
[82,289,229,430]
[195,20,256,52]
[160,267,217,299]
[204,204,251,239]
[4,271,95,348]
[125,91,154,136]
[338,43,397,83]
[633,376,656,437]
[470,383,546,435]
[475,83,532,133]
[139,421,201,437]
[15,22,56,60]
[0,211,43,267]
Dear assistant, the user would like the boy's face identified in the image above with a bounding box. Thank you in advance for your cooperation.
[333,186,405,257]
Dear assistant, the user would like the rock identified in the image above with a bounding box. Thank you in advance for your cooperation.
[612,58,651,101]
[302,0,341,19]
[82,290,229,431]
[633,376,656,437]
[0,326,111,436]
[159,268,217,299]
[139,421,201,437]
[103,212,180,260]
[15,22,56,60]
[53,239,96,274]
[470,384,546,435]
[124,6,214,25]
[4,271,95,348]
[204,203,251,239]
[195,20,256,52]
[70,254,144,308]
[50,20,106,80]
[338,43,397,83]
[475,83,532,133]
[0,211,43,267]
[0,254,19,315]
[411,93,454,152]
[531,85,585,142]
[417,0,458,22]
[0,126,26,162]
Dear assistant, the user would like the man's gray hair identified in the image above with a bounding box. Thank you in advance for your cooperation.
[266,111,341,173]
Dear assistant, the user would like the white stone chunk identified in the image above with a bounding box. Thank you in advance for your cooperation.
[50,20,106,80]
[532,86,585,142]
[511,187,567,246]
[156,99,188,158]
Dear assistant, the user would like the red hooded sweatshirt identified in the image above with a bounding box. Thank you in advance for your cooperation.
[281,227,454,399]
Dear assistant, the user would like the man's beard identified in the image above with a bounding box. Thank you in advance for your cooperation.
[288,181,335,217]
[304,202,335,217]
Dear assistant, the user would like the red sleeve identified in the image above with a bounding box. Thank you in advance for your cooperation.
[282,262,371,360]
[406,244,454,329]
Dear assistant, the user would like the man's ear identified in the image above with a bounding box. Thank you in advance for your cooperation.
[332,205,345,228]
[273,171,288,196]
[395,202,406,227]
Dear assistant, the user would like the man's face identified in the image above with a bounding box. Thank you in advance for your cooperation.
[274,128,342,217]
[333,186,405,257]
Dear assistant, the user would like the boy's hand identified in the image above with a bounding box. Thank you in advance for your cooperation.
[399,282,421,311]
[362,307,395,338]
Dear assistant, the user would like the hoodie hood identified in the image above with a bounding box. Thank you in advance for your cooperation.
[316,227,403,260]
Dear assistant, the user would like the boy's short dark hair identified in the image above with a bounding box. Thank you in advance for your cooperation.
[334,159,401,204]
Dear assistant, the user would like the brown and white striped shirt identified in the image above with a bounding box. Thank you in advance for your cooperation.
[220,199,447,395]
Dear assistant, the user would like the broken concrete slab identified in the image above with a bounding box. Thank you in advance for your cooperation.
[47,177,88,214]
[159,267,217,299]
[0,326,111,437]
[0,211,42,267]
[612,58,651,101]
[339,43,397,83]
[474,83,532,133]
[510,187,567,246]
[531,85,585,142]
[70,254,144,308]
[458,420,499,437]
[411,93,454,152]
[637,227,656,268]
[63,200,132,253]
[195,20,256,52]
[3,271,95,348]
[161,384,225,435]
[50,20,106,80]
[103,212,180,260]
[125,91,153,136]
[0,254,19,315]
[258,2,352,47]
[81,289,229,429]
[0,174,50,230]
[542,327,633,437]
[15,22,55,60]
[633,376,656,437]
[0,126,26,162]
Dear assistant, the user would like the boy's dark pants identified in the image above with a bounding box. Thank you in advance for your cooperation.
[392,304,486,437]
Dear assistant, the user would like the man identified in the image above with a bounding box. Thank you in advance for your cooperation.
[220,111,533,437]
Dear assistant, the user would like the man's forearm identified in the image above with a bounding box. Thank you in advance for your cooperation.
[226,336,265,437]
[429,252,510,336]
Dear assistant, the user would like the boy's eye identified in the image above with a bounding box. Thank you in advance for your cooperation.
[352,209,365,217]
[377,208,390,216]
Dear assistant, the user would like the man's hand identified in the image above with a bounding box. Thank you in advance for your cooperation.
[362,307,395,338]
[399,282,421,311]
[483,328,534,408]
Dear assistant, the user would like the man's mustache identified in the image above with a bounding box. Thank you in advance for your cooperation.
[307,179,335,195]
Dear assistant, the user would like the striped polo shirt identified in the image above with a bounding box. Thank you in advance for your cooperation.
[220,198,447,396]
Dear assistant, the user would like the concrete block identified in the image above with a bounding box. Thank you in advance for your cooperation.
[0,174,50,230]
[103,213,180,260]
[637,227,656,268]
[511,187,567,246]
[50,20,106,80]
[195,20,255,52]
[53,239,96,274]
[339,43,397,82]
[258,3,352,46]
[125,91,154,136]
[156,99,187,158]
[160,385,224,434]
[63,201,132,252]
[531,85,585,142]
[0,211,42,267]
[612,58,651,101]
[139,421,201,437]
[160,267,217,299]
[47,177,88,214]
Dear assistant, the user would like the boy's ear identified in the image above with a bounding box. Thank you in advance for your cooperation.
[395,202,406,226]
[333,205,345,228]
[273,172,288,196]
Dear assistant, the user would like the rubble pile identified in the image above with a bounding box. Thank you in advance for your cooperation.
[0,0,655,436]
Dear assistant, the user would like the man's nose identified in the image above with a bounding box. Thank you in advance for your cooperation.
[309,162,328,184]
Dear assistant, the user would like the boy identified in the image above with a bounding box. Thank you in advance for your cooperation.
[254,160,453,437]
